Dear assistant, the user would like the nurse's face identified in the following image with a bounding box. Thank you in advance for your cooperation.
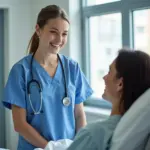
[102,59,123,103]
[36,17,69,54]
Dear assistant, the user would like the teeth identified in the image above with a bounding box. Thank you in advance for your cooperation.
[51,44,60,47]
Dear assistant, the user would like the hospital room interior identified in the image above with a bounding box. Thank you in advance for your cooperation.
[0,0,150,150]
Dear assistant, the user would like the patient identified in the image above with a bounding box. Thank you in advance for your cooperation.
[67,49,150,150]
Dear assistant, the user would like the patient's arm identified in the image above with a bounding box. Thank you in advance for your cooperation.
[12,105,48,148]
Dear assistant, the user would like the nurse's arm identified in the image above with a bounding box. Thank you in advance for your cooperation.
[12,105,48,149]
[75,102,87,132]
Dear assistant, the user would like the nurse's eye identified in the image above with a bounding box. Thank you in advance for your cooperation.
[62,33,68,36]
[50,31,57,34]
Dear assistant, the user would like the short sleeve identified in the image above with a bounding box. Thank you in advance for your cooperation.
[67,128,97,150]
[3,64,26,109]
[75,63,93,104]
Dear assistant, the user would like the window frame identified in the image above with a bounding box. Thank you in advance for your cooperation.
[81,0,150,108]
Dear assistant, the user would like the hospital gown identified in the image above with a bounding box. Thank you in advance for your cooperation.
[3,54,93,150]
[67,115,121,150]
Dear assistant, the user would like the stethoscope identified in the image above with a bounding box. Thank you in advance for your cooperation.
[27,53,71,115]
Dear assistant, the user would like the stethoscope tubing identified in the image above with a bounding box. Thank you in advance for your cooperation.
[27,53,69,115]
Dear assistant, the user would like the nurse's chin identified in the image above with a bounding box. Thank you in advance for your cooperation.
[48,48,60,54]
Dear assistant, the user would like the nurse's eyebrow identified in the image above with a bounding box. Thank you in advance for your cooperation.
[50,27,68,33]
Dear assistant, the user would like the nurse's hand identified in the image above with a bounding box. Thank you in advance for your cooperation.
[12,105,48,148]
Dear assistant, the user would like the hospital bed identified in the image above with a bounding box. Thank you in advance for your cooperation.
[110,88,150,150]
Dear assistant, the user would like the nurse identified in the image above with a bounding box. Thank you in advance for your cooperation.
[3,5,93,150]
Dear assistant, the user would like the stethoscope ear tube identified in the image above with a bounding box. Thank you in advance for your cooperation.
[27,79,42,94]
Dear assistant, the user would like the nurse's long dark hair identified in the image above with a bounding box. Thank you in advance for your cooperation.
[115,49,150,114]
[27,5,69,54]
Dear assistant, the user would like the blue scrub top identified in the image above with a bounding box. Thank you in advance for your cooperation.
[3,54,93,150]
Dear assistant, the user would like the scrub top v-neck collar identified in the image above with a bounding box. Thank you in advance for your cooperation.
[32,55,62,84]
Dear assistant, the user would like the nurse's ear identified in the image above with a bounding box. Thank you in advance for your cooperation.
[35,24,41,38]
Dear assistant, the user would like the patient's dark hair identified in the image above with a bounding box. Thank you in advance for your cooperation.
[115,49,150,114]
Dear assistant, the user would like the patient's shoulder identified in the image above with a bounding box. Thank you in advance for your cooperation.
[85,115,121,149]
[86,115,121,133]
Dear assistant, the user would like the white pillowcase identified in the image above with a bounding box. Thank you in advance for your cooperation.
[110,88,150,150]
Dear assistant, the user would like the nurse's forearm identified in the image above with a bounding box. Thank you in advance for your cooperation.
[75,115,87,132]
[75,103,87,133]
[16,122,48,148]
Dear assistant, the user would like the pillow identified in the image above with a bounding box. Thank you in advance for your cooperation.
[110,88,150,150]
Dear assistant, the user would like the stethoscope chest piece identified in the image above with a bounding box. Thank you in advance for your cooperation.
[63,97,71,106]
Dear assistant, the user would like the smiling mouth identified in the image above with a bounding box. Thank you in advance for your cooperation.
[50,43,61,48]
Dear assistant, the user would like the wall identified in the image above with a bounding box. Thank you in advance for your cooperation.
[0,0,82,149]
[68,0,82,66]
[0,0,32,149]
[0,9,5,148]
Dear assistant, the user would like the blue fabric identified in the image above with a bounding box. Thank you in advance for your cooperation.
[67,115,121,150]
[3,54,93,150]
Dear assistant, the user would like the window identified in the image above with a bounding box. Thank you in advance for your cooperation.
[82,0,150,108]
[89,14,122,99]
[87,0,120,6]
[133,9,150,54]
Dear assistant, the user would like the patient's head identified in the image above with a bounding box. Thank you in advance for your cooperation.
[102,49,150,114]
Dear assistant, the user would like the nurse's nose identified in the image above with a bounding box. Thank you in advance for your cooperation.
[55,34,63,44]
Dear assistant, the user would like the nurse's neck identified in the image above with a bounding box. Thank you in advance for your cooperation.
[34,49,58,68]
